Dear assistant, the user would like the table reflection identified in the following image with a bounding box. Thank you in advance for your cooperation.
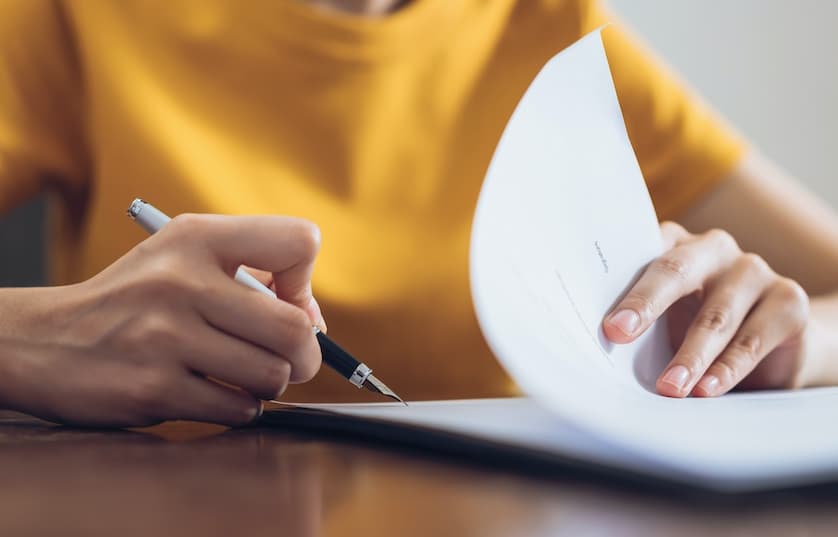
[0,411,836,537]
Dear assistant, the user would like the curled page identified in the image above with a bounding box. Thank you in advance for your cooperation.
[471,29,672,419]
[470,28,838,485]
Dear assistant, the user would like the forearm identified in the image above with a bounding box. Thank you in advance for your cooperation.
[0,286,58,340]
[679,151,838,296]
[0,286,63,413]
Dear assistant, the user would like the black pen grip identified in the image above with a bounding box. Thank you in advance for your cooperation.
[316,331,362,379]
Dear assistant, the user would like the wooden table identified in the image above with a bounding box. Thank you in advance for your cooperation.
[1,410,835,537]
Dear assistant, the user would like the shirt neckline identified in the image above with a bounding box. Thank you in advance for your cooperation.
[273,0,461,62]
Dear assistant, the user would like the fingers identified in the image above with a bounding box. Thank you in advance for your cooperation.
[241,266,275,289]
[166,213,320,276]
[241,265,330,331]
[275,275,326,332]
[181,323,294,400]
[603,224,808,398]
[604,228,740,343]
[659,221,690,250]
[167,214,326,329]
[165,374,263,426]
[163,214,323,384]
[113,363,261,427]
[692,278,809,397]
[655,254,775,397]
[266,230,323,330]
[195,277,322,384]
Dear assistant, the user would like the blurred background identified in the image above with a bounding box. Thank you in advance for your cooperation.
[1,0,836,286]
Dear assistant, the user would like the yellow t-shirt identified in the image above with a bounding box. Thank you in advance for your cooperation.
[0,0,743,401]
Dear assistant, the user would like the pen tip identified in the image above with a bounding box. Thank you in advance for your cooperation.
[364,375,408,406]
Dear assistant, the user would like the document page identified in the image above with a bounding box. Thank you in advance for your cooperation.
[292,393,838,490]
[469,28,838,486]
[281,29,838,491]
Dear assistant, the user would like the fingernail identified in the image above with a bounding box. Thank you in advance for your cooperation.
[308,296,327,333]
[695,375,720,397]
[247,401,264,423]
[660,365,690,392]
[609,309,641,336]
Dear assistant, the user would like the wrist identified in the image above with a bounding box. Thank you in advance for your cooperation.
[0,286,73,412]
[0,338,32,412]
[798,296,838,388]
[794,319,826,388]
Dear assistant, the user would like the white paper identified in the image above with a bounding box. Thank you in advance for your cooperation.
[292,30,838,491]
[306,394,838,490]
[468,27,838,486]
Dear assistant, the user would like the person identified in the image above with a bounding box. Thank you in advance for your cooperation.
[1,0,837,427]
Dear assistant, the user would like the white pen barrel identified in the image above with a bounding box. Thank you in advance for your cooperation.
[128,198,172,234]
[234,267,277,298]
[129,199,275,298]
[129,199,276,298]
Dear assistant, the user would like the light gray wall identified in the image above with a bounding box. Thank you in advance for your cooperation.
[609,0,838,206]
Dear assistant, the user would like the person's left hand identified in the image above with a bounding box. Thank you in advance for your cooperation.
[602,222,810,397]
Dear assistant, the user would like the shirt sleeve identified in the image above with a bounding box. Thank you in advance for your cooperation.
[0,0,88,213]
[580,2,747,221]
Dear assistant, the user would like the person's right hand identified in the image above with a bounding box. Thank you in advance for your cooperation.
[0,214,325,427]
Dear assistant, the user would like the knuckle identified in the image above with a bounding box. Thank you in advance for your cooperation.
[729,333,762,362]
[651,255,690,281]
[741,252,767,269]
[167,213,211,236]
[621,292,656,320]
[775,277,808,305]
[711,359,739,385]
[740,253,771,277]
[125,368,177,413]
[293,345,323,383]
[704,228,738,252]
[673,352,707,378]
[660,221,687,239]
[145,316,179,345]
[290,219,322,259]
[123,314,182,353]
[139,258,194,296]
[138,260,208,302]
[302,220,322,250]
[270,305,313,354]
[286,306,314,345]
[660,221,685,234]
[775,278,810,328]
[714,338,763,387]
[695,306,730,333]
[270,305,321,383]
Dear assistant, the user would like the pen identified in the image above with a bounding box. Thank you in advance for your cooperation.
[126,198,406,405]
